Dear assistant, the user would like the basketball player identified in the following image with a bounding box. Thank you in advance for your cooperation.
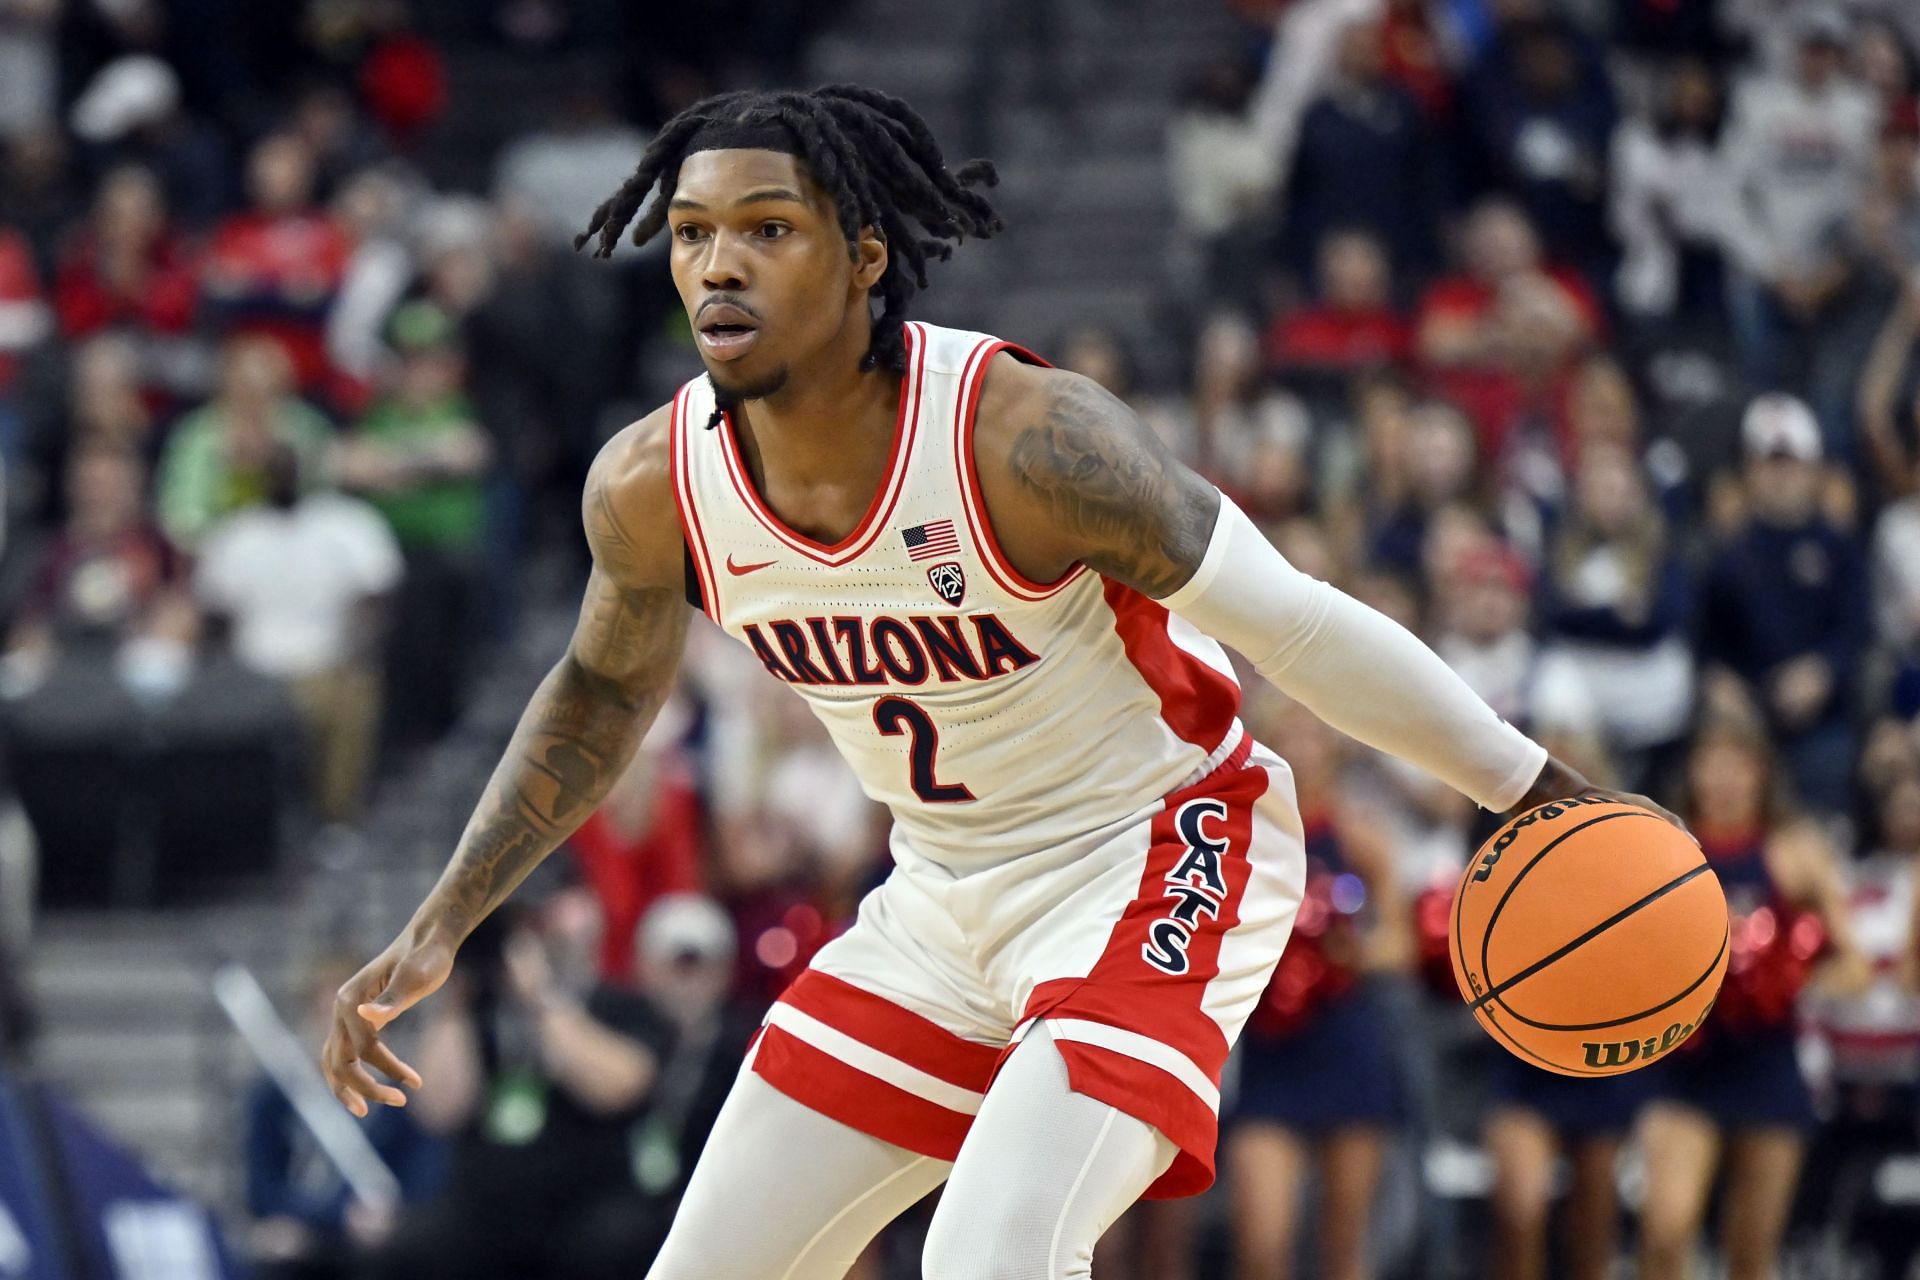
[320,87,1669,1278]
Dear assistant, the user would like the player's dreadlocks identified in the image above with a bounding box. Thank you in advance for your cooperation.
[575,85,1003,422]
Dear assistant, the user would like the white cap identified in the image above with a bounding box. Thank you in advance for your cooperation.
[638,894,735,967]
[1741,393,1822,462]
[71,56,180,142]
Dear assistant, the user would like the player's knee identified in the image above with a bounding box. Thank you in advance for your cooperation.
[922,1201,1089,1280]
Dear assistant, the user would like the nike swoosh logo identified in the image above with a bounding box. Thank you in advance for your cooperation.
[726,555,777,576]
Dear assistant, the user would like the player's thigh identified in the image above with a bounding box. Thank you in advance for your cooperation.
[922,1024,1176,1280]
[1635,1101,1722,1243]
[648,1065,949,1280]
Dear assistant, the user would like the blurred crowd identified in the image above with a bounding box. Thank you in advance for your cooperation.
[3,0,1920,1278]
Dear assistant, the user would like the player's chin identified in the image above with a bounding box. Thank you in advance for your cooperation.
[706,359,790,403]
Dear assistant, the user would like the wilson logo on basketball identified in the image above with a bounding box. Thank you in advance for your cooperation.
[1580,996,1716,1069]
[1469,794,1610,884]
[1142,798,1232,976]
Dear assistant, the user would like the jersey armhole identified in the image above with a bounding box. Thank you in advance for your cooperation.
[669,382,721,624]
[954,339,1090,602]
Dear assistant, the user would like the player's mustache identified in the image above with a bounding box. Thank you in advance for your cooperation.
[697,295,762,326]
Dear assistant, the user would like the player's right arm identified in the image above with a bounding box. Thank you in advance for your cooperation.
[322,407,690,1117]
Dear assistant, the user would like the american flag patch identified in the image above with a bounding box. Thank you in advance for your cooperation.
[901,519,960,561]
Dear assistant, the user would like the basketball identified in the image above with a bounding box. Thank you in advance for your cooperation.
[1450,797,1728,1077]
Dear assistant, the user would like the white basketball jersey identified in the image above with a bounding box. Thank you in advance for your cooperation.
[672,321,1245,871]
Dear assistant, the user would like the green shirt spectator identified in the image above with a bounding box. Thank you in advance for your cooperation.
[156,335,333,550]
[336,301,492,551]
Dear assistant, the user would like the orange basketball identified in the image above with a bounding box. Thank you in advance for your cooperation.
[1449,797,1728,1077]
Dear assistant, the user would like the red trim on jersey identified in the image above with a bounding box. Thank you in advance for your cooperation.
[779,970,1001,1091]
[953,339,1090,601]
[1017,741,1267,1198]
[1101,577,1240,751]
[670,383,722,627]
[751,1023,975,1161]
[715,322,926,565]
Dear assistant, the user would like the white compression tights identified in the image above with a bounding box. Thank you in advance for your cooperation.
[646,1024,1177,1280]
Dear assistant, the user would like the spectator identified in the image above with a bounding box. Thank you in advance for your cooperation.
[1854,15,1917,109]
[1281,12,1443,284]
[1637,717,1867,1280]
[1462,15,1617,276]
[1166,60,1278,300]
[1703,394,1870,815]
[375,892,671,1280]
[0,0,58,145]
[325,169,424,390]
[1265,228,1412,377]
[1156,310,1313,502]
[1434,538,1600,748]
[201,132,352,395]
[53,165,197,356]
[1858,270,1919,501]
[155,335,333,550]
[1610,59,1735,327]
[492,84,650,251]
[1414,199,1600,460]
[10,441,185,668]
[195,443,402,822]
[1870,466,1920,717]
[1541,442,1695,785]
[1360,395,1483,576]
[0,219,50,455]
[66,55,231,228]
[625,895,757,1203]
[1806,767,1920,1098]
[1718,7,1879,405]
[335,300,493,746]
[568,698,706,982]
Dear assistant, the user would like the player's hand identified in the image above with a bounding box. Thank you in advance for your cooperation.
[321,934,453,1116]
[1509,754,1690,837]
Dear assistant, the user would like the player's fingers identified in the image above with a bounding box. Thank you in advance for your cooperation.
[339,1059,408,1109]
[360,1038,423,1090]
[333,1082,370,1119]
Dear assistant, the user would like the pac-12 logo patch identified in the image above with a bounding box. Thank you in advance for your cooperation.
[927,561,966,607]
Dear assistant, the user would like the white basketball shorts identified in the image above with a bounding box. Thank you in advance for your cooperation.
[743,733,1308,1198]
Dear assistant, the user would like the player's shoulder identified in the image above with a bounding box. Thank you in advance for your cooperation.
[970,353,1127,468]
[583,402,684,589]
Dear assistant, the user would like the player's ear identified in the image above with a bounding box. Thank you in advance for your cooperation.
[852,226,887,290]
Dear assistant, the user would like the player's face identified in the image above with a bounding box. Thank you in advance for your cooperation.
[667,149,883,402]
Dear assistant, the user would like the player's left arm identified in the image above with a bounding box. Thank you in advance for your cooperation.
[973,356,1675,824]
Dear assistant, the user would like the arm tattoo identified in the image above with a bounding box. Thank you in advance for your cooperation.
[414,472,687,945]
[1007,377,1219,597]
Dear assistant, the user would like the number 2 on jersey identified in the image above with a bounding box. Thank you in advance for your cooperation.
[872,696,975,803]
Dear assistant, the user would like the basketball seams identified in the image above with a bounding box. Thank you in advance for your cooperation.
[1474,1004,1618,1078]
[1471,860,1713,1012]
[1475,810,1669,991]
[1492,921,1729,1032]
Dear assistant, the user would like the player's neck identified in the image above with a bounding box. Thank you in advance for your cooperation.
[733,350,902,488]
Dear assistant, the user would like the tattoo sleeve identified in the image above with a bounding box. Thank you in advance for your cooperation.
[1006,375,1220,597]
[407,476,688,946]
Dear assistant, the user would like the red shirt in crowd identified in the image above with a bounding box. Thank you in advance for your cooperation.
[567,767,705,980]
[1266,304,1412,373]
[200,210,351,390]
[1414,268,1602,457]
[55,232,199,339]
[0,230,46,394]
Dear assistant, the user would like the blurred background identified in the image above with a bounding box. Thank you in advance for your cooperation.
[0,0,1918,1277]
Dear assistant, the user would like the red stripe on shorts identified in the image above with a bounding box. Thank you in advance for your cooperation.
[779,970,1001,1092]
[752,1023,974,1160]
[1017,740,1269,1195]
[1048,1039,1222,1200]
